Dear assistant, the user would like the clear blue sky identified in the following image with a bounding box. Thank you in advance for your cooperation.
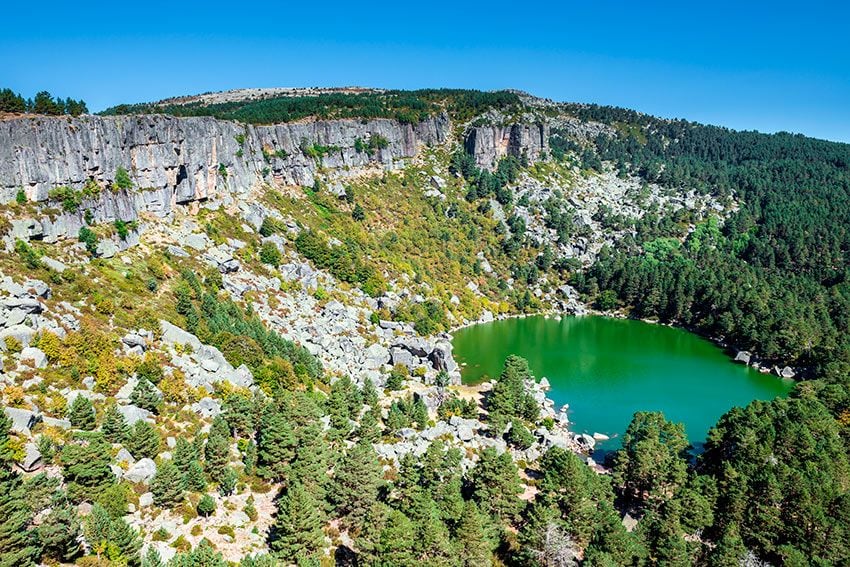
[3,1,849,142]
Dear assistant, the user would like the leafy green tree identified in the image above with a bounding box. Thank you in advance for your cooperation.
[126,420,161,460]
[97,482,131,518]
[487,355,538,431]
[362,506,419,567]
[456,500,494,567]
[60,435,115,501]
[331,438,383,531]
[204,416,232,482]
[68,395,96,430]
[611,411,689,508]
[130,378,161,414]
[185,460,207,492]
[102,404,129,443]
[218,466,237,496]
[197,493,216,517]
[270,483,326,559]
[256,406,295,481]
[470,447,523,523]
[114,166,133,190]
[150,460,184,507]
[38,497,83,563]
[0,413,39,567]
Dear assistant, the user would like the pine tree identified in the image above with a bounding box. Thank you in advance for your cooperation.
[0,413,39,567]
[197,493,216,517]
[85,504,115,559]
[218,466,237,496]
[130,378,161,414]
[362,378,379,410]
[60,434,115,501]
[291,421,329,502]
[244,495,258,521]
[37,497,83,563]
[257,407,295,481]
[102,404,129,443]
[223,394,255,438]
[470,447,523,523]
[151,460,184,507]
[204,416,232,483]
[331,439,383,531]
[185,460,207,492]
[408,492,455,564]
[141,546,164,567]
[110,516,142,566]
[173,437,198,473]
[411,396,429,430]
[371,507,418,566]
[270,483,326,559]
[357,408,381,443]
[126,420,161,459]
[68,395,97,430]
[456,500,494,567]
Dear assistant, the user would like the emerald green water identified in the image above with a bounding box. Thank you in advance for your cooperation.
[452,315,793,451]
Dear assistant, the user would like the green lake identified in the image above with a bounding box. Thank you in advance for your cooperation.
[452,315,794,452]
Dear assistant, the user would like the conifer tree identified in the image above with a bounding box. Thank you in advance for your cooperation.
[197,493,216,517]
[409,491,455,564]
[102,404,129,443]
[185,460,207,492]
[204,416,232,483]
[141,546,164,567]
[150,461,184,507]
[218,466,237,496]
[68,395,97,430]
[371,507,418,566]
[173,437,198,474]
[362,377,379,410]
[0,413,39,567]
[60,434,115,501]
[110,516,143,566]
[470,447,523,523]
[411,396,429,430]
[126,420,160,460]
[130,378,161,414]
[331,438,383,531]
[357,408,381,443]
[291,421,329,502]
[85,503,115,559]
[270,483,326,559]
[256,407,295,481]
[37,497,83,563]
[456,500,494,567]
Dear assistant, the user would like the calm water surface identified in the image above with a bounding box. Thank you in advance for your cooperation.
[452,315,793,451]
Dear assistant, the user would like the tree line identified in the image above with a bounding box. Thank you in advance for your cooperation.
[0,87,88,116]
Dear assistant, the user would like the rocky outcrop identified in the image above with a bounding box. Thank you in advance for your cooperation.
[0,112,450,240]
[464,122,549,169]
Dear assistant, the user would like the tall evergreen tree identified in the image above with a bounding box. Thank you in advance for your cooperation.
[102,404,129,443]
[37,496,83,563]
[204,416,232,483]
[68,395,97,430]
[456,500,494,567]
[470,447,523,523]
[0,413,39,567]
[331,438,383,531]
[256,406,295,482]
[185,460,207,492]
[173,437,198,474]
[150,460,184,507]
[60,434,115,501]
[130,378,161,414]
[270,483,326,559]
[141,546,164,567]
[126,420,161,460]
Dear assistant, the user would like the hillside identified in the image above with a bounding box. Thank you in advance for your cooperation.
[1,87,849,566]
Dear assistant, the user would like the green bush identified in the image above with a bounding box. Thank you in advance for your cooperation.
[78,226,98,255]
[113,167,133,190]
[259,242,281,266]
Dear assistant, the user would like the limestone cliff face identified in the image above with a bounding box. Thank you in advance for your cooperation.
[464,122,549,169]
[0,112,449,207]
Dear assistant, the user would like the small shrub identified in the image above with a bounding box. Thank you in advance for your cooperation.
[78,226,98,255]
[15,239,41,269]
[113,167,132,190]
[15,189,26,204]
[197,493,216,517]
[259,242,281,266]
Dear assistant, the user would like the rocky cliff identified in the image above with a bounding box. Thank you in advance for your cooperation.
[464,122,549,169]
[0,112,450,211]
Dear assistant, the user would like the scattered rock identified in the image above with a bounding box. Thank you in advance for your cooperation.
[124,458,157,483]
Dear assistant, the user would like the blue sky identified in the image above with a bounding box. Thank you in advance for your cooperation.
[3,1,849,142]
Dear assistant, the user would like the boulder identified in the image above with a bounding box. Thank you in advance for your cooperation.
[779,366,796,379]
[116,447,135,466]
[95,239,119,259]
[124,458,157,484]
[160,320,201,352]
[3,406,40,434]
[389,346,419,371]
[166,245,190,257]
[2,297,43,314]
[192,397,222,418]
[428,342,458,374]
[19,346,47,368]
[20,442,42,472]
[734,351,752,365]
[42,416,71,429]
[121,333,147,351]
[363,343,390,370]
[139,492,154,507]
[117,404,152,425]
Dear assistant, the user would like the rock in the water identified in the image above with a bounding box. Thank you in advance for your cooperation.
[734,351,752,365]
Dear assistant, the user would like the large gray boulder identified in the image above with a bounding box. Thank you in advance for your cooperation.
[160,320,201,351]
[20,346,48,368]
[20,442,42,472]
[117,404,152,426]
[3,406,40,434]
[124,458,157,484]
